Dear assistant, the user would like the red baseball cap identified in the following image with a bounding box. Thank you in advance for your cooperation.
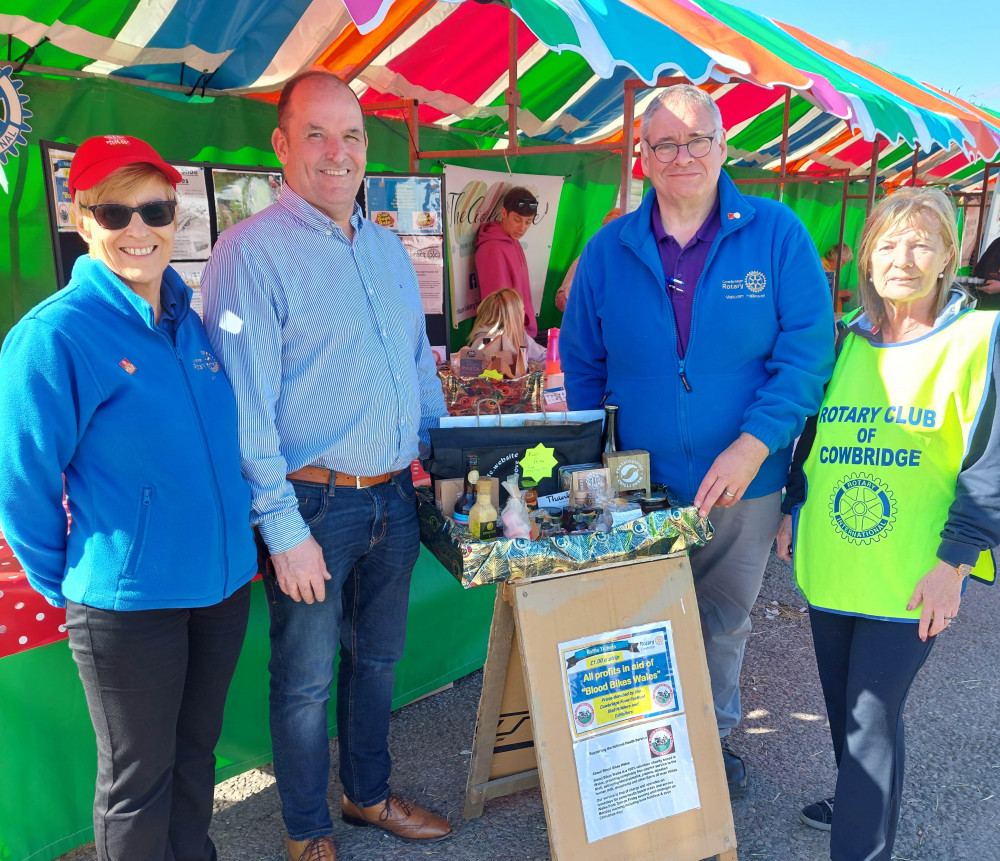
[68,135,183,200]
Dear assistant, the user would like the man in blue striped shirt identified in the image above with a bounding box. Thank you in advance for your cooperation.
[201,71,450,861]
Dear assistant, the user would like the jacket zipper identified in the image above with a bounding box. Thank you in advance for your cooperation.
[672,206,750,495]
[124,486,154,580]
[157,327,232,593]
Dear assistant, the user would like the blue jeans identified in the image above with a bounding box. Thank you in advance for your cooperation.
[264,471,419,841]
[810,608,935,861]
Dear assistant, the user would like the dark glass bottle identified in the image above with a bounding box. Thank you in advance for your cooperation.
[453,455,480,523]
[601,405,620,454]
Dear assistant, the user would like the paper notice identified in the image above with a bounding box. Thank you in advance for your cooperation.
[574,715,700,842]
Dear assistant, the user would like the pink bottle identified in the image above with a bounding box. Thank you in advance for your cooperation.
[546,327,561,376]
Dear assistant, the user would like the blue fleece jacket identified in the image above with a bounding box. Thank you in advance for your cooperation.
[0,256,256,610]
[561,173,835,502]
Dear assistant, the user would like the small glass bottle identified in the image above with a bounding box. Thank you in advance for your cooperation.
[469,478,498,540]
[521,479,539,511]
[453,455,479,524]
[601,404,620,454]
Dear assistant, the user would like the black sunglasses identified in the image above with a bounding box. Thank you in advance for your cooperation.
[510,199,538,214]
[80,200,177,230]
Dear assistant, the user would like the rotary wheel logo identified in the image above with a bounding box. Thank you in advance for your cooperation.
[828,472,896,544]
[745,270,766,293]
[0,65,32,165]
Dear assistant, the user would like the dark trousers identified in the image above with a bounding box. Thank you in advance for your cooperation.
[810,608,935,861]
[65,583,251,861]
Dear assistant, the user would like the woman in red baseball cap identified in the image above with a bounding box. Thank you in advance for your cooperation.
[0,136,257,860]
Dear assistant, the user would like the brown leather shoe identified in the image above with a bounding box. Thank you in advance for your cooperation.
[285,834,336,861]
[341,792,452,842]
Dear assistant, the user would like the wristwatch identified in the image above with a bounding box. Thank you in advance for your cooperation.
[951,562,973,579]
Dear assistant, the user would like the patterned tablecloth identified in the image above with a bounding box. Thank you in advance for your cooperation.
[417,489,713,588]
[0,532,67,659]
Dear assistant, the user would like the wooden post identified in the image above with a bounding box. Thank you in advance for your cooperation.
[406,99,420,173]
[911,148,920,186]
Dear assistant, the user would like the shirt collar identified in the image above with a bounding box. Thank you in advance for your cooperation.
[277,184,364,238]
[650,196,721,247]
[160,283,180,323]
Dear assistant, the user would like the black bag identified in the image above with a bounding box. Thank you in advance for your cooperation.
[428,417,604,505]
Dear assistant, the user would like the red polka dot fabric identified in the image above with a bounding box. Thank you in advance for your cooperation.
[0,530,68,659]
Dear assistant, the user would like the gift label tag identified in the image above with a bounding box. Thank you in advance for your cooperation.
[520,443,559,483]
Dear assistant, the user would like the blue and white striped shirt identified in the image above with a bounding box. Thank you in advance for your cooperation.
[201,186,446,554]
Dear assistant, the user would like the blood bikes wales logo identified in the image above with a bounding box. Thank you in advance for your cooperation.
[0,65,32,165]
[574,701,596,730]
[828,472,896,544]
[647,725,676,757]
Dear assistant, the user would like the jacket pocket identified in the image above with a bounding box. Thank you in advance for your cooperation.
[123,486,154,580]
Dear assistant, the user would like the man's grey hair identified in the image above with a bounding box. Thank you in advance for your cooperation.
[639,84,724,141]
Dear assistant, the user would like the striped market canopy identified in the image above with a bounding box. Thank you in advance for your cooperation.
[3,0,997,192]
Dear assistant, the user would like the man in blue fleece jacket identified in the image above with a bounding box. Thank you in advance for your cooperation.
[562,85,835,798]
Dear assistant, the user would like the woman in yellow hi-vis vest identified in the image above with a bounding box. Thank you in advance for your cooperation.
[775,188,1000,861]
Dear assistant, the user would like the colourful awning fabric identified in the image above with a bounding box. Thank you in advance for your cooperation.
[2,0,997,190]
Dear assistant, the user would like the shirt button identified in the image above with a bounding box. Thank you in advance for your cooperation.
[368,289,374,295]
[395,374,401,380]
[325,230,332,236]
[382,330,388,337]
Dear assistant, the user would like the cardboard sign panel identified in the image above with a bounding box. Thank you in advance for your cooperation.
[512,557,736,861]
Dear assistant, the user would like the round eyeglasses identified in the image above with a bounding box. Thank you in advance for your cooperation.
[80,200,178,230]
[646,133,717,164]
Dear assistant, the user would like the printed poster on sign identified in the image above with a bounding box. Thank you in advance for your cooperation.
[400,234,445,315]
[173,165,212,261]
[212,169,282,233]
[559,620,683,741]
[443,165,563,327]
[47,148,77,232]
[574,714,699,842]
[364,176,441,235]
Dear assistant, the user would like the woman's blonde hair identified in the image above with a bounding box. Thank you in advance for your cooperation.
[469,289,527,348]
[856,187,959,327]
[73,163,177,216]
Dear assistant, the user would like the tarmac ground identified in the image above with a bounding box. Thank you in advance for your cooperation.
[60,548,1000,861]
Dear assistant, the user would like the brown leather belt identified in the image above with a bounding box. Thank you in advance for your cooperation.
[287,465,403,488]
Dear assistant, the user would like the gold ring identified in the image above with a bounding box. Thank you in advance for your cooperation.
[723,490,736,498]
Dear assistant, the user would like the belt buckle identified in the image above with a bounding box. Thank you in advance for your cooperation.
[355,475,363,489]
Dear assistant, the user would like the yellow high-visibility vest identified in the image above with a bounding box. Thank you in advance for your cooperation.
[795,309,998,620]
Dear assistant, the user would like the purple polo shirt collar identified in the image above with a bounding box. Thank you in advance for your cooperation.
[651,197,721,357]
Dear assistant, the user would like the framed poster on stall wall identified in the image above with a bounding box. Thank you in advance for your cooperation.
[40,140,281,315]
[362,173,450,361]
[40,145,446,352]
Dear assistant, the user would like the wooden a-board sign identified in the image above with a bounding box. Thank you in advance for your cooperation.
[464,555,737,861]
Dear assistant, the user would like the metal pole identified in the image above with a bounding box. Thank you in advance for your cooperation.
[971,163,994,269]
[778,87,791,202]
[505,11,520,157]
[620,82,637,214]
[836,172,850,312]
[866,139,880,216]
[416,141,624,161]
[911,148,919,187]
